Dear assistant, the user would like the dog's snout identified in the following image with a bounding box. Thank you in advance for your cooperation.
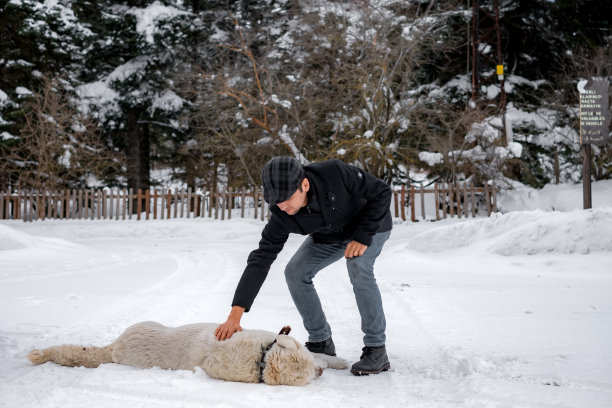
[317,367,323,377]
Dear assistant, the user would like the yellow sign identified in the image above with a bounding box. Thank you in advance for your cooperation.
[496,65,504,75]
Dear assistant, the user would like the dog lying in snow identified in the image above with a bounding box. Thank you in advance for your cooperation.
[27,321,348,386]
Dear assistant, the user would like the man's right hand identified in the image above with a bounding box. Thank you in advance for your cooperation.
[214,305,245,340]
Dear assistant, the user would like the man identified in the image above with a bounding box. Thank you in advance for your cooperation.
[214,156,393,375]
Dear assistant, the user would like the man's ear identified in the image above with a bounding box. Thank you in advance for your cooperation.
[302,178,310,193]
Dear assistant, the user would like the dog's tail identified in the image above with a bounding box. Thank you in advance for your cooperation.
[28,344,114,368]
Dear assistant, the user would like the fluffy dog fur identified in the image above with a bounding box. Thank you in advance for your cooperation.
[27,321,348,386]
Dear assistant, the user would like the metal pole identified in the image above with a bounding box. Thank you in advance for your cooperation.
[494,0,507,145]
[582,144,592,209]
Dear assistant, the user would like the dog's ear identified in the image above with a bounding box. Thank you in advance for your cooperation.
[275,335,297,350]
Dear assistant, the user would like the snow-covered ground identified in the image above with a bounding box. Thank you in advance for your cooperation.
[1,182,611,408]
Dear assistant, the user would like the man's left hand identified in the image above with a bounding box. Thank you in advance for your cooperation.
[345,240,368,259]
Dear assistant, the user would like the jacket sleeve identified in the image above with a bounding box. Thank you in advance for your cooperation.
[231,212,289,312]
[337,161,391,246]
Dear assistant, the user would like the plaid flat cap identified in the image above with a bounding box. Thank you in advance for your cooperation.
[261,156,304,204]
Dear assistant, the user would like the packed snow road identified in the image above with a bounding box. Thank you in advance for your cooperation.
[1,209,611,408]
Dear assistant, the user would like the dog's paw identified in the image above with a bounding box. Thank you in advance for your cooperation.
[312,353,350,370]
[27,349,47,365]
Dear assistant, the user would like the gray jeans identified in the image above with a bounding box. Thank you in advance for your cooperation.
[284,230,391,347]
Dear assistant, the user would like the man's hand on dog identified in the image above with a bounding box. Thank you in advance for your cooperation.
[215,305,245,340]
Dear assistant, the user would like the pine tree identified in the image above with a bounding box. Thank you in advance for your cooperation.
[0,0,97,189]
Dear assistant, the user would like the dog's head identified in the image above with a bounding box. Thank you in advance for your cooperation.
[261,334,322,386]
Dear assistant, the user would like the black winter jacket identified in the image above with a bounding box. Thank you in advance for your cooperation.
[232,159,392,311]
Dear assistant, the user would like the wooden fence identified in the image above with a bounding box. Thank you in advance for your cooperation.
[393,182,498,222]
[0,182,497,222]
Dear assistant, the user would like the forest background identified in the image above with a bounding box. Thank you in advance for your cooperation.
[0,0,610,196]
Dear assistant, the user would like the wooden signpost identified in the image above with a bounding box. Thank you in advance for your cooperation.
[577,79,610,209]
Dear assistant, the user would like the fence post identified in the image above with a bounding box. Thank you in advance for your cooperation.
[122,189,127,220]
[471,182,476,218]
[241,188,246,219]
[393,190,399,219]
[228,188,233,220]
[47,191,52,219]
[167,189,172,219]
[194,192,200,218]
[87,189,93,220]
[462,182,468,218]
[434,183,440,221]
[485,183,491,216]
[171,190,177,218]
[23,190,28,221]
[114,189,120,220]
[64,189,69,220]
[202,191,207,218]
[400,185,406,221]
[24,190,29,221]
[98,189,103,219]
[447,183,454,218]
[19,190,23,221]
[56,190,61,219]
[492,182,498,212]
[135,189,141,220]
[20,190,26,221]
[45,190,51,220]
[253,188,259,220]
[26,190,31,221]
[420,183,425,220]
[32,190,37,220]
[20,190,26,222]
[220,191,225,220]
[153,190,158,219]
[455,183,462,219]
[205,190,211,218]
[101,189,106,219]
[145,189,150,220]
[161,189,166,220]
[81,189,86,219]
[130,189,134,219]
[108,189,113,220]
[68,189,73,219]
[409,185,416,222]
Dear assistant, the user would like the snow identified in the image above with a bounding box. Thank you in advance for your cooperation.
[107,56,149,83]
[0,132,18,141]
[498,179,612,212]
[15,86,33,97]
[150,90,184,114]
[1,183,612,408]
[126,1,188,44]
[418,151,443,166]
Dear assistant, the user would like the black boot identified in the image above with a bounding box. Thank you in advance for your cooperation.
[305,337,336,356]
[350,345,390,375]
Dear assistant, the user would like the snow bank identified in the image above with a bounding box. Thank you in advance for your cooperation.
[498,179,612,212]
[0,224,84,251]
[401,208,612,255]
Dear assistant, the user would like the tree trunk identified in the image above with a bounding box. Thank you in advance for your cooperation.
[191,0,200,13]
[126,108,150,192]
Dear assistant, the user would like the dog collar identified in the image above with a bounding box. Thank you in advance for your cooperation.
[258,326,291,383]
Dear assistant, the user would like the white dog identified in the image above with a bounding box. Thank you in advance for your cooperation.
[27,321,348,386]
